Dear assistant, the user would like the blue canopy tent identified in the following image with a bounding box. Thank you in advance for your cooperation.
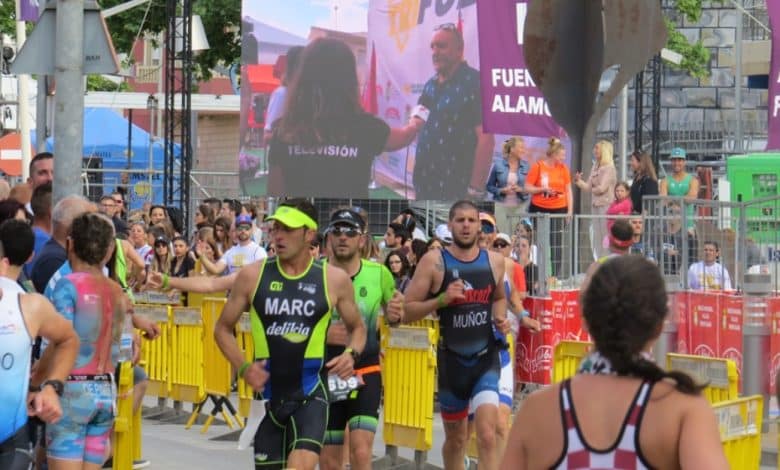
[41,107,181,210]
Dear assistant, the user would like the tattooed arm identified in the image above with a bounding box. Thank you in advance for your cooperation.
[403,249,448,323]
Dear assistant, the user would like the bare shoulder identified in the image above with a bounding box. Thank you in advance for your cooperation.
[325,262,350,285]
[514,383,561,435]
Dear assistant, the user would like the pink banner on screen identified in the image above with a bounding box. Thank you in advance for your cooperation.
[476,0,560,137]
[767,1,780,149]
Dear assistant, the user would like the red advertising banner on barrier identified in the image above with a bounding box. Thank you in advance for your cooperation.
[688,292,719,358]
[770,297,780,396]
[561,290,584,341]
[550,291,566,343]
[517,297,554,385]
[719,293,743,389]
[674,291,690,354]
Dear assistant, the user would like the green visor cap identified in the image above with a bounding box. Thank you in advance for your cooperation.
[265,206,318,230]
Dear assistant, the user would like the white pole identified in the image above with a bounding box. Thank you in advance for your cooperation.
[734,0,743,153]
[15,0,32,181]
[619,85,628,181]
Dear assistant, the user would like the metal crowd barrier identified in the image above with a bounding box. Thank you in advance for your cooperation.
[714,395,764,469]
[380,321,438,467]
[551,340,592,383]
[113,361,135,470]
[666,353,739,404]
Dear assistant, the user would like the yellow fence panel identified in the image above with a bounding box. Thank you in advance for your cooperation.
[552,341,592,383]
[134,304,172,398]
[113,361,134,470]
[713,395,763,470]
[236,312,255,421]
[170,307,204,404]
[666,353,738,404]
[380,323,437,451]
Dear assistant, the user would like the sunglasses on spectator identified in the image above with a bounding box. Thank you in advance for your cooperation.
[493,241,509,249]
[330,226,362,238]
[113,198,123,204]
[481,222,495,234]
[236,225,252,231]
[435,22,457,31]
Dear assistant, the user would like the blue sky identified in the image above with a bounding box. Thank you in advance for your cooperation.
[242,0,369,38]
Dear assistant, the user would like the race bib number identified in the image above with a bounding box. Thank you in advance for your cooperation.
[327,374,363,402]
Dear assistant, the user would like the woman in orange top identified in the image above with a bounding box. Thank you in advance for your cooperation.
[524,137,573,277]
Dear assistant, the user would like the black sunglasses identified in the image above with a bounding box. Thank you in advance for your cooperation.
[493,242,509,249]
[435,22,457,31]
[329,226,362,238]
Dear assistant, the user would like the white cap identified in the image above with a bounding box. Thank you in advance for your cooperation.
[495,233,511,245]
[434,224,453,244]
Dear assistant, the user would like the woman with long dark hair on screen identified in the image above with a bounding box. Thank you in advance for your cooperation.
[267,37,424,198]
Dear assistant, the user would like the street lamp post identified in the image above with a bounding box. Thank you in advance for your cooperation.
[147,94,158,202]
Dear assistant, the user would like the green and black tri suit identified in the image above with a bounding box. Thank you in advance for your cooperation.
[249,256,332,468]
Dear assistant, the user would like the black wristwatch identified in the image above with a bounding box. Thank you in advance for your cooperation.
[39,380,65,397]
[344,347,361,363]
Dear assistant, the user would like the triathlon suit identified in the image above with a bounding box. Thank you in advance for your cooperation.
[249,257,332,469]
[46,273,118,465]
[435,249,500,420]
[551,379,656,469]
[323,259,395,445]
[0,278,33,469]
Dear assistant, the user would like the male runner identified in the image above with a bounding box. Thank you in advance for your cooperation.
[214,199,367,470]
[0,219,79,469]
[319,209,403,470]
[404,200,508,470]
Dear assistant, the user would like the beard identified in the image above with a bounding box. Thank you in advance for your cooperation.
[332,245,359,263]
[452,234,477,250]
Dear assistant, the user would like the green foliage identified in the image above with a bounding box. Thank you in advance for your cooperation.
[664,0,725,78]
[100,0,241,82]
[87,74,130,91]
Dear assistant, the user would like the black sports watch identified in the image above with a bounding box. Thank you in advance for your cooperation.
[344,347,361,363]
[39,380,65,397]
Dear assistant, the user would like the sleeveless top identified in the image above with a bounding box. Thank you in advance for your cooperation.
[325,259,395,368]
[50,273,117,375]
[551,379,656,470]
[666,173,693,197]
[436,249,496,357]
[250,256,331,401]
[0,280,31,442]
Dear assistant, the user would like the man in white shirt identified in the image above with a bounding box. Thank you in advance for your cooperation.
[200,215,267,275]
[688,241,732,291]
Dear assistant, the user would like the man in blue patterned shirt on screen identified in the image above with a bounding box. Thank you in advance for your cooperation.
[414,24,494,200]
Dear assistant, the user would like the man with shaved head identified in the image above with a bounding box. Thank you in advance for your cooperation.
[30,195,95,293]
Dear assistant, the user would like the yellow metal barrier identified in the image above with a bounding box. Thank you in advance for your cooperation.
[113,361,134,470]
[186,297,242,433]
[552,341,592,383]
[380,322,437,452]
[666,353,738,404]
[170,307,204,404]
[236,312,255,421]
[134,304,172,398]
[713,395,763,470]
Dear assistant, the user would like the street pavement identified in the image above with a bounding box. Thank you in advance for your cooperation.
[139,396,777,469]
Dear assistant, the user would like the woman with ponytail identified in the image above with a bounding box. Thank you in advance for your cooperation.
[500,255,727,470]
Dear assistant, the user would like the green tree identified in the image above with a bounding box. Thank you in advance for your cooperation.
[100,0,241,82]
[665,0,725,78]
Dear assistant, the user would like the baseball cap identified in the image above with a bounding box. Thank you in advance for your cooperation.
[479,212,496,227]
[328,209,366,231]
[265,205,318,230]
[235,214,253,226]
[434,224,453,244]
[154,236,169,246]
[670,147,686,159]
[494,233,511,245]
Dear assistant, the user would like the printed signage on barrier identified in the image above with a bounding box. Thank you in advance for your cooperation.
[516,297,553,385]
[674,291,689,354]
[688,292,719,358]
[769,297,780,396]
[719,294,743,388]
[561,290,583,341]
